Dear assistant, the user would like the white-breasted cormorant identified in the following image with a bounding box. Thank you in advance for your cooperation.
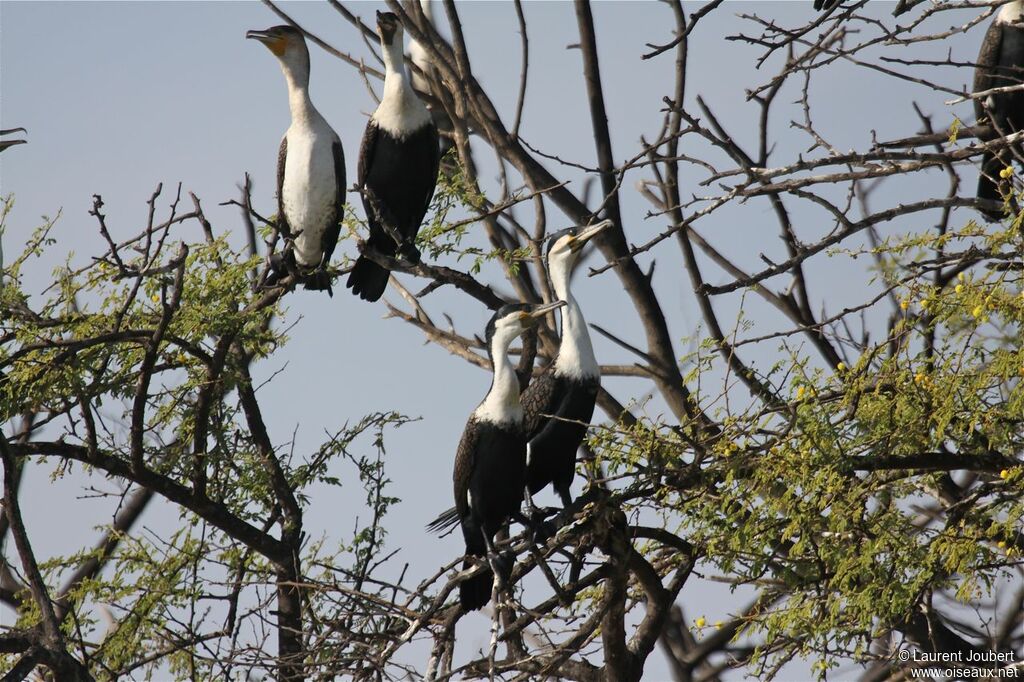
[521,220,612,510]
[431,301,566,612]
[248,25,346,295]
[974,0,1024,220]
[347,11,440,302]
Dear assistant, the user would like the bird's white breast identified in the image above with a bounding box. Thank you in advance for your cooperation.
[282,123,340,268]
[473,398,523,427]
[372,78,432,138]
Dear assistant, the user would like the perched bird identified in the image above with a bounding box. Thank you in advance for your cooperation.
[430,301,566,612]
[248,25,346,295]
[522,220,612,511]
[974,0,1024,220]
[813,0,843,11]
[407,0,455,160]
[347,11,440,302]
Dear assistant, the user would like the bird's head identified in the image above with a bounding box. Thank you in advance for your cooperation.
[247,25,307,62]
[545,219,613,271]
[485,301,567,354]
[376,11,403,47]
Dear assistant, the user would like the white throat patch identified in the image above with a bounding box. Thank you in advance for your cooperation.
[998,0,1024,23]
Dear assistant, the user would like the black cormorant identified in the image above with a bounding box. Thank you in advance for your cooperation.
[248,25,346,295]
[974,0,1024,220]
[432,301,566,611]
[347,11,440,302]
[522,220,612,510]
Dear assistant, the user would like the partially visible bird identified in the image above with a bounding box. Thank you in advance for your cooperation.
[347,11,440,303]
[408,0,437,101]
[429,301,566,612]
[248,25,346,295]
[407,0,455,160]
[974,0,1024,221]
[0,128,27,153]
[522,220,612,512]
[0,128,26,293]
[813,0,843,11]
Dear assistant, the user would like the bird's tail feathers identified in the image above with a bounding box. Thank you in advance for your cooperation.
[346,255,389,302]
[426,506,460,535]
[459,556,493,612]
[303,269,334,296]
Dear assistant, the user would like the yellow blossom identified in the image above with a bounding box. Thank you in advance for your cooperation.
[914,372,925,384]
[955,284,964,294]
[836,362,846,372]
[999,166,1014,179]
[695,616,706,628]
[714,621,723,629]
[997,541,1006,549]
[1000,469,1010,480]
[920,299,930,309]
[899,299,909,311]
[957,272,965,282]
[151,294,160,303]
[972,304,984,318]
[796,386,806,400]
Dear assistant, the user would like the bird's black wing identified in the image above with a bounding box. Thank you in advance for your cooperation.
[813,0,842,11]
[320,138,347,264]
[974,20,1003,124]
[275,137,292,239]
[419,123,442,223]
[452,416,481,520]
[357,120,380,220]
[520,367,560,441]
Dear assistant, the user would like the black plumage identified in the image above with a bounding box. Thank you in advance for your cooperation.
[813,0,843,11]
[521,372,600,509]
[347,11,440,302]
[347,123,439,301]
[451,416,529,611]
[427,301,566,611]
[974,2,1024,219]
[520,220,611,511]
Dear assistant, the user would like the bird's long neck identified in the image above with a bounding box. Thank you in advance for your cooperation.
[550,260,598,379]
[376,34,430,135]
[280,57,318,129]
[475,330,524,425]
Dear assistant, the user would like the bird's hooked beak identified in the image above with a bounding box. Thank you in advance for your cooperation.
[246,29,287,56]
[376,11,399,44]
[570,219,614,252]
[524,300,567,326]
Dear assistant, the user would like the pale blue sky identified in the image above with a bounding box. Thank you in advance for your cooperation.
[1,1,995,678]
